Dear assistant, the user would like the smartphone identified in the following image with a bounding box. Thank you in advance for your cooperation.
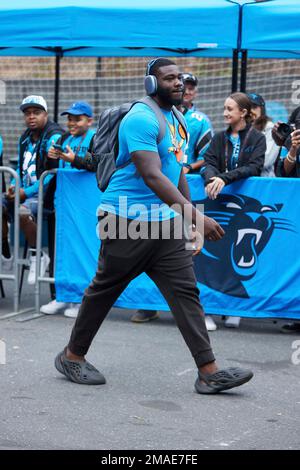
[52,143,64,151]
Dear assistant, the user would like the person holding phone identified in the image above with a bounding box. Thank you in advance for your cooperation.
[40,101,95,318]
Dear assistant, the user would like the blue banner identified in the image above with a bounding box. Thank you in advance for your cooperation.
[55,170,300,319]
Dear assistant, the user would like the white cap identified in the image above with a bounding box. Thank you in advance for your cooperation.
[20,95,48,112]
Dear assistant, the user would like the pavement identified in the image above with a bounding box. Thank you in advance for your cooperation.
[0,276,300,450]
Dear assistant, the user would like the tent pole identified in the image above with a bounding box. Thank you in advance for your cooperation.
[54,47,62,123]
[240,49,248,92]
[231,49,239,93]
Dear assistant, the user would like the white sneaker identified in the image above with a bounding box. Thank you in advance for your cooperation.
[64,303,80,318]
[205,315,217,331]
[40,251,50,278]
[1,254,13,271]
[27,250,50,285]
[40,299,70,315]
[225,316,241,328]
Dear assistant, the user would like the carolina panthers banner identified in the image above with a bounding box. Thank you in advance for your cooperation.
[55,170,300,319]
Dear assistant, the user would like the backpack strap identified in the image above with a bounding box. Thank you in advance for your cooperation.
[114,97,167,171]
[115,97,188,171]
[136,96,166,144]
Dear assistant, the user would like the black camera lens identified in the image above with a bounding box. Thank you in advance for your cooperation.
[277,123,292,139]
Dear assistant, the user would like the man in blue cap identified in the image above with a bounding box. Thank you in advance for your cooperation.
[40,101,95,318]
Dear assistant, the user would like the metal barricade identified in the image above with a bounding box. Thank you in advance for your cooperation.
[13,169,57,321]
[0,166,23,316]
[0,167,57,321]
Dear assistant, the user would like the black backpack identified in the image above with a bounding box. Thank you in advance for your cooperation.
[93,96,187,192]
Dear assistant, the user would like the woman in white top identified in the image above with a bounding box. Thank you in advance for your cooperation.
[248,92,280,177]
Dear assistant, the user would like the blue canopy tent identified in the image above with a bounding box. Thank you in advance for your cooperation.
[0,0,241,119]
[0,0,240,56]
[238,0,300,93]
[241,0,300,59]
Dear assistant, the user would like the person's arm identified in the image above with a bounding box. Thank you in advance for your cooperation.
[283,129,300,176]
[185,116,213,174]
[217,133,266,185]
[131,150,224,240]
[178,168,191,201]
[201,134,222,184]
[45,133,62,170]
[71,134,96,170]
[263,125,281,174]
[272,121,286,147]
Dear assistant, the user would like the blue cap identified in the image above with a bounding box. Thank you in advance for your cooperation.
[247,93,265,108]
[61,101,93,117]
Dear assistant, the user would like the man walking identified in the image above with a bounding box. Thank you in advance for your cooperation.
[55,59,253,394]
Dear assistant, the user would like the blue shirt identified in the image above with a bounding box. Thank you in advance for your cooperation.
[0,136,3,160]
[59,129,95,169]
[184,109,213,164]
[229,134,240,170]
[100,102,187,221]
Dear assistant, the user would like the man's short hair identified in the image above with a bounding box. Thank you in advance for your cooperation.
[146,58,176,77]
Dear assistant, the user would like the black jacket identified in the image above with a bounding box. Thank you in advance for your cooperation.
[19,120,64,180]
[0,148,5,192]
[202,124,266,186]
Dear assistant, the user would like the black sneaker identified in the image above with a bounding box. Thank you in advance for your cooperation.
[55,349,106,385]
[195,367,253,394]
[131,310,160,323]
[281,322,300,334]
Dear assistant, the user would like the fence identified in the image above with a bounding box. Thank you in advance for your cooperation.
[1,55,299,167]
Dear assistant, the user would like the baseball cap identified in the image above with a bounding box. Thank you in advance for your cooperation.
[182,73,198,87]
[20,95,48,112]
[60,101,93,117]
[247,93,265,108]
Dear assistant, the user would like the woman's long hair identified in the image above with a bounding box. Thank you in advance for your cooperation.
[229,92,252,124]
[252,114,271,132]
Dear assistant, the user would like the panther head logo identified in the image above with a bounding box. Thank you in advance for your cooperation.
[193,194,293,298]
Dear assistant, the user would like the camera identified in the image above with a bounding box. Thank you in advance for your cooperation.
[273,119,300,146]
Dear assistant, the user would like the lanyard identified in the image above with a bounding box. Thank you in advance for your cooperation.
[224,128,253,172]
[165,113,185,151]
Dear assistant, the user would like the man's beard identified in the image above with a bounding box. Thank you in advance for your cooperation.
[156,85,183,107]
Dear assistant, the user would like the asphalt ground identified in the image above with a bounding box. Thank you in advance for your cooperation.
[0,278,300,451]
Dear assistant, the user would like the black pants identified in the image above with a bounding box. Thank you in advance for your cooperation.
[68,215,215,369]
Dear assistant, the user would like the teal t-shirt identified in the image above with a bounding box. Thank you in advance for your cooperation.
[184,109,213,164]
[100,103,187,221]
[59,128,95,169]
